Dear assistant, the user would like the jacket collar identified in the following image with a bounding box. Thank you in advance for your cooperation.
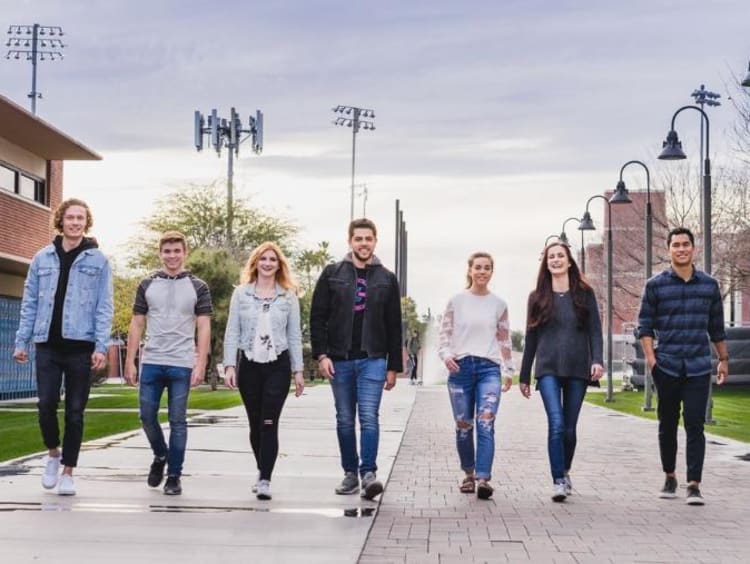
[342,252,382,268]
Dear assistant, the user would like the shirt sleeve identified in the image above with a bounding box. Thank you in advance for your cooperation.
[636,280,656,339]
[587,290,604,365]
[519,294,537,384]
[496,303,514,374]
[707,278,727,342]
[132,278,150,315]
[437,298,455,362]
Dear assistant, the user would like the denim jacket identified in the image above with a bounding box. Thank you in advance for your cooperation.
[15,242,114,354]
[223,282,303,372]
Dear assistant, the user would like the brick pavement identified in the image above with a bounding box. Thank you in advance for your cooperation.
[360,386,750,564]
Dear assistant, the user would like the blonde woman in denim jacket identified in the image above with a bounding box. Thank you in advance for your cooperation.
[223,242,304,500]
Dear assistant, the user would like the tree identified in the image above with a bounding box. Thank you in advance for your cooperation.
[293,241,334,344]
[126,181,298,270]
[111,269,141,339]
[511,330,524,352]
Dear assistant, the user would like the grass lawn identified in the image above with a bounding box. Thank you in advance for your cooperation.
[585,385,750,443]
[0,382,326,463]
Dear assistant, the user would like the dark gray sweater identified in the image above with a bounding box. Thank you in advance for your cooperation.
[519,289,604,385]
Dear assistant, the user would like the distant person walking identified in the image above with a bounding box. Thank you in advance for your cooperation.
[124,231,213,496]
[223,242,305,501]
[637,227,728,505]
[519,242,603,502]
[310,218,403,500]
[13,198,114,496]
[407,330,421,385]
[438,251,514,500]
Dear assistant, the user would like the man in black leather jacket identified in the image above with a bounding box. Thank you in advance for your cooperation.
[310,218,402,500]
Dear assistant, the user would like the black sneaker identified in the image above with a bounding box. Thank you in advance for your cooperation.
[164,475,182,495]
[659,476,678,499]
[686,485,705,505]
[147,456,167,487]
[477,480,494,500]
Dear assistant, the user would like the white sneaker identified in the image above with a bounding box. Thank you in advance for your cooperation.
[41,456,60,489]
[563,473,573,495]
[252,472,260,493]
[552,482,567,502]
[256,479,271,500]
[58,474,76,496]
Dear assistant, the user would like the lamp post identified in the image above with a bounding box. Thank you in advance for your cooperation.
[332,105,375,221]
[658,104,716,423]
[5,23,65,114]
[741,60,750,88]
[578,185,632,402]
[559,217,585,274]
[617,160,655,411]
[544,234,560,246]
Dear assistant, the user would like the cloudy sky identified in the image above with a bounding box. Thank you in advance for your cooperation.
[2,0,748,330]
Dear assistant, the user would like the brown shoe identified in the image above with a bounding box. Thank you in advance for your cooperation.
[459,475,475,494]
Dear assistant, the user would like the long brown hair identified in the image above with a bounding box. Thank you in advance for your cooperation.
[526,243,593,330]
[241,242,296,290]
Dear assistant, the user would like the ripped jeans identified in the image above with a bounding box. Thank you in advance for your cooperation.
[447,356,502,480]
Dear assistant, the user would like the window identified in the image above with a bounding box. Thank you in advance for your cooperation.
[0,161,47,205]
[0,164,15,192]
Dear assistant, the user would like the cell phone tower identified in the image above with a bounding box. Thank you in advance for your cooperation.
[194,107,264,249]
[5,23,66,114]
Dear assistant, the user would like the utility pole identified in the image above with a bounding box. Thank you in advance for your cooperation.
[194,107,264,249]
[5,23,65,114]
[394,200,408,297]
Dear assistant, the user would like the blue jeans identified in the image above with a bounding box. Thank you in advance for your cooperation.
[536,375,588,483]
[139,364,192,477]
[330,358,386,477]
[35,346,93,468]
[447,356,502,480]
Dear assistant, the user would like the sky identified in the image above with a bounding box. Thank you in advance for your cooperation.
[2,0,749,331]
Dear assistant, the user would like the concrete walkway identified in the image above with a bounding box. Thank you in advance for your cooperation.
[2,381,749,563]
[0,383,415,564]
[361,386,750,563]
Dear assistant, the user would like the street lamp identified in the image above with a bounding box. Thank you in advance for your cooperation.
[578,184,632,402]
[332,105,376,221]
[559,217,585,274]
[617,160,655,411]
[5,23,66,114]
[544,234,560,246]
[658,104,716,423]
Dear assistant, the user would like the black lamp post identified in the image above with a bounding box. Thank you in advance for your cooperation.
[658,104,717,423]
[617,160,655,411]
[579,184,632,402]
[559,217,584,274]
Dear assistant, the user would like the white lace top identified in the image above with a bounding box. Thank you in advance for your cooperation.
[244,298,278,363]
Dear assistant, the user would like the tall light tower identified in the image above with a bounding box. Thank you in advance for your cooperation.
[194,107,264,249]
[332,105,376,221]
[689,85,720,220]
[5,23,66,114]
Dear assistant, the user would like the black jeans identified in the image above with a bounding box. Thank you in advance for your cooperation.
[652,365,710,483]
[35,346,93,468]
[237,350,291,481]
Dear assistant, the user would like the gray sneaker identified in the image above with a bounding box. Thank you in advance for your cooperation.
[552,482,567,502]
[335,472,359,495]
[659,476,678,499]
[361,472,383,500]
[256,479,272,500]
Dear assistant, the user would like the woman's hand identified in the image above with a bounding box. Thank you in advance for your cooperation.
[519,382,531,398]
[502,375,512,392]
[444,356,460,373]
[293,371,305,397]
[224,366,237,390]
[590,363,604,381]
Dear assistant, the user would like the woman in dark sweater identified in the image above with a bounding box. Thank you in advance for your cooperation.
[519,242,603,502]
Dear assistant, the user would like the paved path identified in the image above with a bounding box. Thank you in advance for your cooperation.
[0,383,415,564]
[361,385,750,564]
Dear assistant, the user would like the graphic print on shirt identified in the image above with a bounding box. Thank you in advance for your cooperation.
[353,273,367,312]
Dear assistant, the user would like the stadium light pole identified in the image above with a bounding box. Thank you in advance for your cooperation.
[5,23,65,114]
[578,184,632,402]
[332,105,375,221]
[194,107,264,249]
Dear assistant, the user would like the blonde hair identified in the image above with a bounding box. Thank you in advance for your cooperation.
[241,241,296,290]
[158,230,188,252]
[465,251,494,289]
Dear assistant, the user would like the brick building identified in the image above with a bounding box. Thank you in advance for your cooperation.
[0,93,100,398]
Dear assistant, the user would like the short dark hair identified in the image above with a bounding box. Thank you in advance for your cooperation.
[348,218,377,239]
[667,226,694,247]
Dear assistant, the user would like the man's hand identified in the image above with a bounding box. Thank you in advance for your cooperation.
[717,359,729,385]
[384,370,397,390]
[318,357,335,379]
[123,362,138,386]
[13,349,28,363]
[91,351,106,371]
[646,356,657,371]
[190,365,205,388]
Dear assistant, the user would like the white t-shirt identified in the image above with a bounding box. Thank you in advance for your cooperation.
[438,290,514,373]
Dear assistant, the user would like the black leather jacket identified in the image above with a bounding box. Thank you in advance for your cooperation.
[310,254,403,372]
